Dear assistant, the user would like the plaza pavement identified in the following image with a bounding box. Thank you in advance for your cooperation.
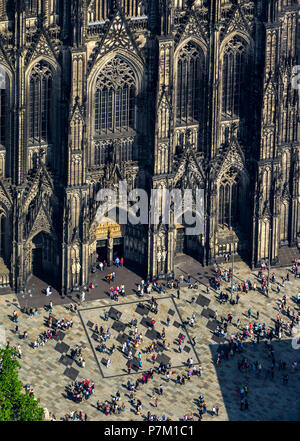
[0,259,299,421]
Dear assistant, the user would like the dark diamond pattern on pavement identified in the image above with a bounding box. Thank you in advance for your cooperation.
[135,305,149,316]
[63,367,79,381]
[140,316,153,328]
[201,308,211,318]
[55,342,68,354]
[59,355,74,367]
[145,328,160,340]
[116,333,130,344]
[156,353,171,365]
[108,307,121,320]
[196,294,211,307]
[206,320,219,331]
[112,321,126,332]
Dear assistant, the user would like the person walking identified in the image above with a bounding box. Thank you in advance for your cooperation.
[17,345,22,359]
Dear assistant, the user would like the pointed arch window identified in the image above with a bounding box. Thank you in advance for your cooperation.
[94,57,136,134]
[0,87,7,146]
[25,0,38,15]
[29,61,53,144]
[176,41,205,125]
[218,169,240,227]
[222,36,248,118]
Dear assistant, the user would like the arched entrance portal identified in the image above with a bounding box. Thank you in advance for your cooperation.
[31,231,57,285]
[89,208,147,276]
[174,209,205,265]
[95,217,125,266]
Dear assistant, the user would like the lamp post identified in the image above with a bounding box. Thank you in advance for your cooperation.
[230,230,234,302]
[266,227,272,298]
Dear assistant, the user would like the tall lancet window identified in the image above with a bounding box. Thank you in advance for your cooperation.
[25,0,38,14]
[0,88,7,146]
[29,62,53,143]
[94,57,136,134]
[222,36,248,118]
[176,41,205,125]
[218,169,240,228]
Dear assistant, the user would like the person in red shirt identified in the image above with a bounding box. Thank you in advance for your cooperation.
[120,257,124,267]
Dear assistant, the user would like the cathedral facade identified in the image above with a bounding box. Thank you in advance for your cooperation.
[0,0,298,293]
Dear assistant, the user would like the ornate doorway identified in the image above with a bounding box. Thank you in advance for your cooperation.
[175,226,185,255]
[95,218,124,265]
[175,224,204,264]
[31,231,57,285]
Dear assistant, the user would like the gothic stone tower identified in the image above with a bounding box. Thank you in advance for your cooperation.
[0,0,298,293]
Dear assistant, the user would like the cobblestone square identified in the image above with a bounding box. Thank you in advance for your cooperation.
[0,261,299,421]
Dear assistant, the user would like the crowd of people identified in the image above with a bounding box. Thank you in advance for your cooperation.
[67,379,95,402]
